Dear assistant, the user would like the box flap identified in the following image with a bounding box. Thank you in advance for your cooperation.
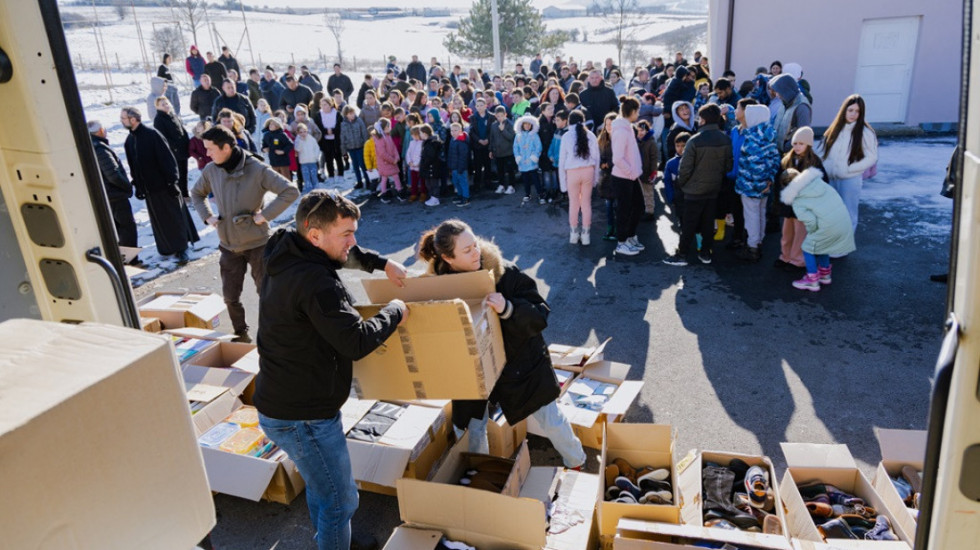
[186,293,227,321]
[549,337,611,369]
[616,518,793,550]
[602,380,644,417]
[876,429,927,465]
[140,293,183,310]
[383,525,442,550]
[231,348,261,375]
[781,443,856,469]
[580,359,630,381]
[182,363,254,398]
[164,327,235,341]
[607,423,674,453]
[363,270,496,303]
[200,445,279,501]
[341,398,378,433]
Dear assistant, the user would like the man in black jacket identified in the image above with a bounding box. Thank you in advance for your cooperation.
[217,46,239,75]
[204,51,228,86]
[326,63,354,102]
[190,74,220,121]
[254,190,407,550]
[89,120,138,264]
[212,78,257,133]
[579,69,619,133]
[279,75,314,120]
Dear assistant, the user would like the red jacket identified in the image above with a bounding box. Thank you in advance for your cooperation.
[189,137,211,170]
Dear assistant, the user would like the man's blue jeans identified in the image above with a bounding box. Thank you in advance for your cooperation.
[258,412,358,550]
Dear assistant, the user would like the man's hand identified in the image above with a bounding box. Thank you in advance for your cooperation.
[384,259,408,288]
[485,292,507,314]
[253,212,267,225]
[390,299,409,325]
[206,216,219,227]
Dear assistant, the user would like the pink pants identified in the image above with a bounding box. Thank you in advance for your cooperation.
[566,166,595,228]
[780,218,806,267]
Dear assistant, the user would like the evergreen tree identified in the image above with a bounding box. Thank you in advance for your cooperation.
[444,0,568,62]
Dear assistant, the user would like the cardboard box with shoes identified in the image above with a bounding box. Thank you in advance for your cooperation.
[352,271,506,401]
[871,429,925,543]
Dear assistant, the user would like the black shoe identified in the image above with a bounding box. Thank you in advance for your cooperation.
[698,250,713,264]
[736,247,761,262]
[457,199,470,207]
[232,330,252,344]
[930,273,948,283]
[725,239,746,251]
[350,532,379,550]
[663,254,688,266]
[127,257,146,267]
[176,250,190,265]
[378,191,391,204]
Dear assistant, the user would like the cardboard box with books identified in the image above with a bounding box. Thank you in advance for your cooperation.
[352,271,506,401]
[138,291,227,330]
[779,443,912,549]
[0,320,214,549]
[389,433,600,550]
[871,429,926,543]
[530,360,643,449]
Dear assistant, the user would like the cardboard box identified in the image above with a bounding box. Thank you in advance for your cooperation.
[138,291,227,330]
[780,443,912,549]
[182,363,255,436]
[0,320,214,549]
[549,337,611,373]
[487,411,527,458]
[598,424,680,539]
[530,361,643,449]
[871,429,926,543]
[140,316,162,333]
[611,450,792,549]
[197,397,305,504]
[392,434,599,550]
[340,398,452,495]
[352,271,506,400]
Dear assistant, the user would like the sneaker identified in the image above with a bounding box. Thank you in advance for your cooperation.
[419,193,429,203]
[424,196,440,206]
[603,227,617,242]
[865,516,898,541]
[569,227,579,244]
[792,273,821,291]
[538,197,546,205]
[615,242,639,256]
[663,254,688,266]
[505,186,516,195]
[395,190,406,203]
[457,199,470,207]
[698,250,713,264]
[495,185,505,194]
[745,466,770,509]
[817,266,833,285]
[522,195,531,204]
[627,236,645,250]
[378,191,391,204]
[580,230,590,246]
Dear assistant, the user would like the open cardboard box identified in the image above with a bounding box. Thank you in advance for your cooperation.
[530,360,643,449]
[197,397,305,504]
[352,271,505,400]
[340,398,452,495]
[549,337,611,373]
[611,450,792,550]
[598,423,680,542]
[488,411,527,458]
[0,320,214,549]
[871,429,925,543]
[182,363,255,436]
[391,433,599,550]
[779,443,912,550]
[138,291,227,330]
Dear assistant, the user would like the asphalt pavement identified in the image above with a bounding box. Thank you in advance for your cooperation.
[136,142,950,549]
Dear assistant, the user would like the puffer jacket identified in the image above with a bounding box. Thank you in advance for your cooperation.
[420,135,444,180]
[488,117,516,158]
[512,115,541,173]
[340,116,369,154]
[735,106,780,197]
[781,167,856,257]
[363,135,377,171]
[675,123,733,199]
[638,131,659,183]
[359,102,382,128]
[373,134,400,177]
[447,132,470,172]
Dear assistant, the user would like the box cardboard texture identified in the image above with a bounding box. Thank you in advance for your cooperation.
[138,291,227,330]
[352,271,505,400]
[488,414,527,458]
[779,443,912,550]
[598,424,680,540]
[872,429,926,542]
[549,337,611,373]
[0,320,214,549]
[530,360,643,449]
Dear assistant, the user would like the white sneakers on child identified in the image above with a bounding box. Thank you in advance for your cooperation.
[569,227,579,244]
[495,185,505,194]
[627,236,645,250]
[504,186,516,194]
[424,196,440,206]
[580,229,590,246]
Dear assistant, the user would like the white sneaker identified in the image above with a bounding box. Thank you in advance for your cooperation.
[569,227,579,244]
[495,185,505,194]
[522,196,532,204]
[614,242,639,256]
[424,196,440,206]
[505,186,516,195]
[580,229,590,246]
[627,236,645,250]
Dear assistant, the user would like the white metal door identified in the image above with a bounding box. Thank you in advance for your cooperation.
[855,16,920,123]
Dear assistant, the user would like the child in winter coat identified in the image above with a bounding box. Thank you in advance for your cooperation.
[780,167,856,292]
[261,117,293,181]
[340,106,370,188]
[537,103,559,202]
[363,129,378,191]
[663,100,695,170]
[189,120,212,171]
[489,106,517,195]
[372,118,405,203]
[447,122,471,206]
[406,126,425,201]
[513,114,544,204]
[294,122,321,191]
[733,104,780,262]
[252,98,271,149]
[663,132,689,223]
[547,110,569,181]
[419,124,444,206]
[777,127,827,270]
[635,120,660,219]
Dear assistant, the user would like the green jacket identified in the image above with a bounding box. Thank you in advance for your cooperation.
[780,167,856,257]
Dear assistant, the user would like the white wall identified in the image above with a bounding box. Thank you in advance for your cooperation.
[707,0,962,127]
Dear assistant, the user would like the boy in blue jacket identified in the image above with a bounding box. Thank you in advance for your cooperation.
[663,132,689,224]
[447,122,471,206]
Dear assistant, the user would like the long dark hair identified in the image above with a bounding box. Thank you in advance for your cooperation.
[569,110,590,160]
[822,94,871,164]
[418,219,473,274]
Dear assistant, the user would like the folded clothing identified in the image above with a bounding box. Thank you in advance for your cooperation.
[347,401,406,442]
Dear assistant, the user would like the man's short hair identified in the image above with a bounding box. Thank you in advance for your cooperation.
[737,97,758,110]
[87,120,103,134]
[713,78,732,91]
[296,190,360,236]
[697,104,722,125]
[675,132,691,144]
[334,63,341,68]
[121,106,141,121]
[201,125,236,148]
[284,75,296,83]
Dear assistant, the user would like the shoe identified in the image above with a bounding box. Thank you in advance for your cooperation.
[736,247,761,262]
[408,194,418,202]
[614,493,638,504]
[714,219,726,241]
[505,186,516,194]
[538,197,546,205]
[569,227,580,244]
[457,199,470,207]
[602,228,617,242]
[663,254,688,266]
[698,250,712,264]
[419,193,429,203]
[745,466,770,509]
[176,250,190,265]
[930,273,948,283]
[605,486,623,500]
[817,266,832,284]
[639,478,672,494]
[378,191,391,204]
[792,273,821,291]
[726,238,746,250]
[395,190,407,203]
[614,476,643,499]
[640,213,655,222]
[522,196,531,204]
[637,468,670,484]
[232,330,252,344]
[639,490,672,504]
[615,242,639,256]
[580,229,590,246]
[773,258,792,269]
[817,518,858,540]
[425,196,440,206]
[495,185,505,194]
[627,236,645,250]
[612,458,637,482]
[864,515,898,541]
[806,501,834,518]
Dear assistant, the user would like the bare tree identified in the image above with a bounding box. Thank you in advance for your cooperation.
[592,0,644,68]
[324,13,344,66]
[175,0,206,47]
[568,28,580,42]
[152,26,185,61]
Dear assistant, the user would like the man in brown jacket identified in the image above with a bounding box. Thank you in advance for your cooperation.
[191,125,300,342]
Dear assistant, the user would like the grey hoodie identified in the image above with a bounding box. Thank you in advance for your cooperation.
[146,77,166,121]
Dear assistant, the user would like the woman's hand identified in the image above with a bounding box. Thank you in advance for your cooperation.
[485,292,506,314]
[384,259,408,288]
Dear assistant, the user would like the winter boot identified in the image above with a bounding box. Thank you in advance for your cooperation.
[792,273,821,292]
[714,219,726,241]
[817,266,832,285]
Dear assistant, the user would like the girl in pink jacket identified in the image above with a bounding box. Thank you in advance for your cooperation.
[373,118,404,203]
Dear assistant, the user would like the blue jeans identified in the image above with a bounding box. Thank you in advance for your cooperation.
[829,175,862,233]
[457,402,586,468]
[300,163,320,190]
[258,413,358,550]
[347,148,369,185]
[452,170,470,199]
[541,169,558,192]
[803,252,830,274]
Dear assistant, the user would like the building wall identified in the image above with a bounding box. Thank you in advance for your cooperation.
[707,0,961,127]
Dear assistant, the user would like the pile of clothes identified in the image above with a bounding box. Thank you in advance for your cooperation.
[890,465,922,517]
[701,459,782,534]
[798,482,898,540]
[603,457,673,505]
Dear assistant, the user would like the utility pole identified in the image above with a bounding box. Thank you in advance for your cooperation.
[490,0,501,75]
